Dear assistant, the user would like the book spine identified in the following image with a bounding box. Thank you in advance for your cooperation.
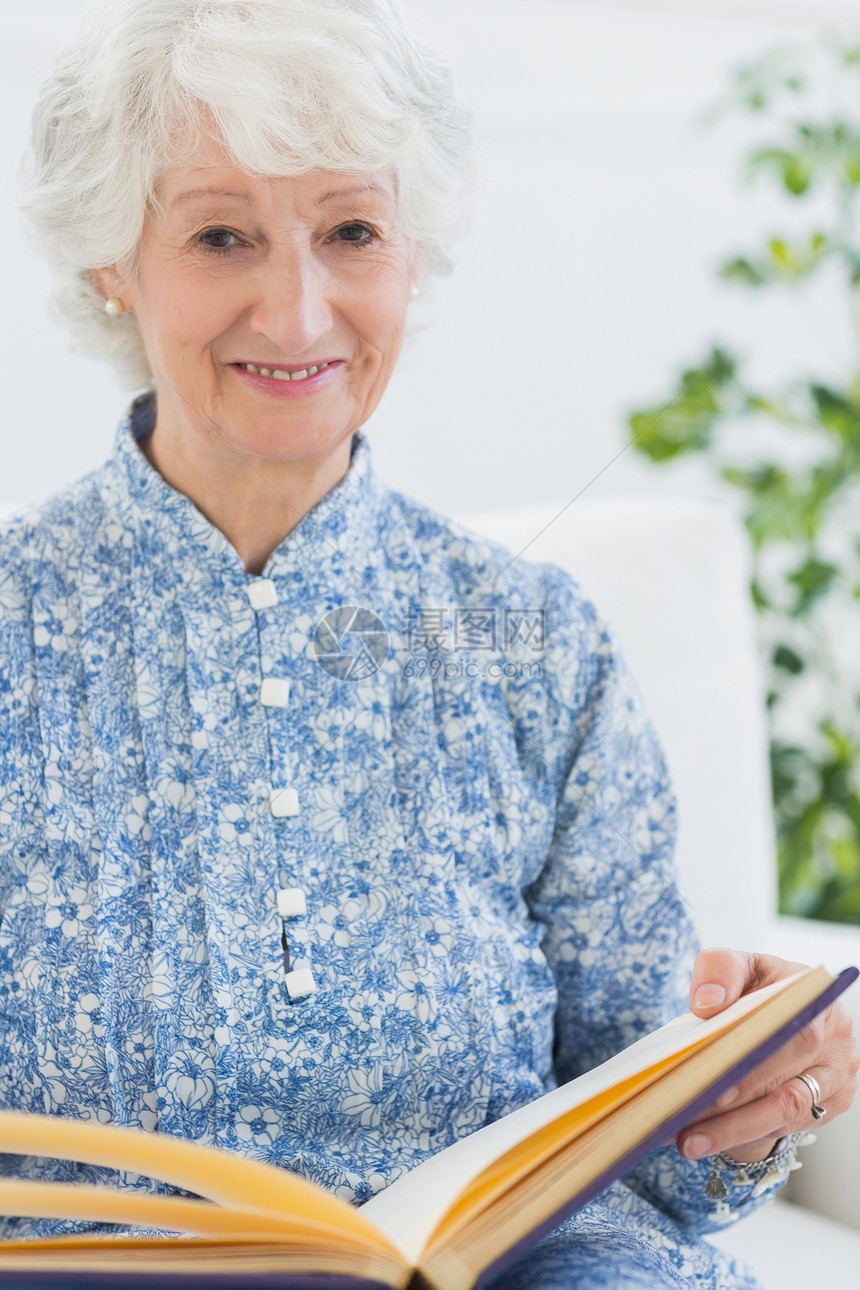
[0,1275,396,1289]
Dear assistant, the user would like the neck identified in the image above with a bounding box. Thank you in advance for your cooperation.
[140,417,354,576]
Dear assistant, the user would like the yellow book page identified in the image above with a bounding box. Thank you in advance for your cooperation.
[431,969,827,1250]
[430,1043,703,1247]
[0,1113,394,1256]
[0,1179,376,1247]
[364,968,810,1266]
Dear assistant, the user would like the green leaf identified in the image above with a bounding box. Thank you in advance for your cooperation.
[773,231,829,277]
[750,579,771,611]
[627,348,738,462]
[745,394,800,424]
[773,644,805,674]
[769,237,793,267]
[747,144,814,196]
[700,346,737,384]
[721,466,804,545]
[787,557,840,615]
[721,464,771,493]
[747,146,795,173]
[819,720,856,764]
[628,410,701,463]
[809,383,859,440]
[784,156,811,195]
[771,740,810,785]
[719,233,829,289]
[718,257,767,287]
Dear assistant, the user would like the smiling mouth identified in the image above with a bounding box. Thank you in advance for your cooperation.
[236,361,335,382]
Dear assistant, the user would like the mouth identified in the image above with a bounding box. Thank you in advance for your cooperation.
[234,361,337,383]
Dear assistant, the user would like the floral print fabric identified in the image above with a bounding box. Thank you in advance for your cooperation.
[0,399,771,1284]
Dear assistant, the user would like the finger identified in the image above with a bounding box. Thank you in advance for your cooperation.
[680,1065,855,1162]
[703,1015,824,1114]
[689,949,807,1017]
[679,1076,807,1161]
[689,948,749,1015]
[701,999,854,1117]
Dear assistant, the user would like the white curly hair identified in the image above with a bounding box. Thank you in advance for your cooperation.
[20,0,474,388]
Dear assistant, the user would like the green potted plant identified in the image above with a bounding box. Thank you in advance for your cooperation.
[628,41,860,923]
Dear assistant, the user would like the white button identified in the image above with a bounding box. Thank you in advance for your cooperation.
[285,967,316,1000]
[260,677,291,707]
[246,579,278,610]
[269,787,299,818]
[277,887,307,919]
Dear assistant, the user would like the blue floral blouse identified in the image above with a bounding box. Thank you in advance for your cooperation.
[0,399,775,1286]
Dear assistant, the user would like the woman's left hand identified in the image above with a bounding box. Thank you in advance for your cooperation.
[677,947,859,1164]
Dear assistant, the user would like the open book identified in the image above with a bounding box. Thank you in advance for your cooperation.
[0,965,853,1290]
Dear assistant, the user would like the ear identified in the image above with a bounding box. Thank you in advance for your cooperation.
[91,265,137,312]
[408,243,428,289]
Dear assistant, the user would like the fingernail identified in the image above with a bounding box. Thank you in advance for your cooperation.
[683,1134,712,1159]
[693,984,726,1009]
[716,1086,739,1108]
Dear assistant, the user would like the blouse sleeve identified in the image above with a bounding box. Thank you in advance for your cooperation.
[0,520,42,917]
[522,567,787,1232]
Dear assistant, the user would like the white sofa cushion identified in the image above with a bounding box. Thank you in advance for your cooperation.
[708,1195,860,1290]
[456,496,776,947]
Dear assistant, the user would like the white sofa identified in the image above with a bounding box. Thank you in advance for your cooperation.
[458,496,860,1290]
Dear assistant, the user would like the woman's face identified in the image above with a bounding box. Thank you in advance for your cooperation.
[107,140,415,465]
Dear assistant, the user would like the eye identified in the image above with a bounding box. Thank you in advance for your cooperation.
[198,227,242,255]
[331,222,378,247]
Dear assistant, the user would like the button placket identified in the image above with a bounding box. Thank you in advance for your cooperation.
[251,584,315,1001]
[283,966,316,1000]
[269,786,300,818]
[277,885,313,1000]
[277,887,307,919]
[246,579,278,611]
[246,580,300,821]
[260,677,290,707]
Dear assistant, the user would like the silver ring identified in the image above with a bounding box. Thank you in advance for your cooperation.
[797,1071,827,1120]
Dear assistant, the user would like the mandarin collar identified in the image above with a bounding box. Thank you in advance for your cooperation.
[102,395,384,595]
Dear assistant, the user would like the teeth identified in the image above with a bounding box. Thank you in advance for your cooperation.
[240,362,329,381]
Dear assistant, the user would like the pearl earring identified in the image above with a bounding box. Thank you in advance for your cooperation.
[409,284,419,302]
[104,298,124,317]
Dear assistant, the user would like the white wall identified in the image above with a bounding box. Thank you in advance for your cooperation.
[1,0,857,516]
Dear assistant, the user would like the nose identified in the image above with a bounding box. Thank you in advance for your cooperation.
[247,241,334,356]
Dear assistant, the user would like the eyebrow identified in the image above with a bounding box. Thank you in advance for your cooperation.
[315,181,391,206]
[169,181,393,211]
[170,188,255,210]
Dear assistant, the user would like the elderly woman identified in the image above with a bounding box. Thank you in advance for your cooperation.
[1,0,856,1287]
